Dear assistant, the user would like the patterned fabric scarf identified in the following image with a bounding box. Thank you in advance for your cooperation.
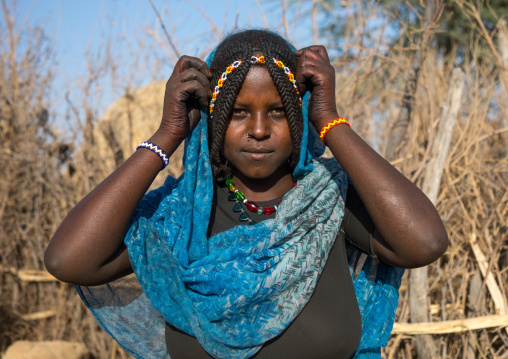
[76,39,404,359]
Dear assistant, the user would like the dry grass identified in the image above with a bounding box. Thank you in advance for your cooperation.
[327,5,508,356]
[1,1,507,358]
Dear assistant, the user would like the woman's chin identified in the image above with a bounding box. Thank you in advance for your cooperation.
[233,166,292,183]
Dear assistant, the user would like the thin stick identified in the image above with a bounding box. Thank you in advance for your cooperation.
[185,0,222,38]
[281,0,289,39]
[1,266,59,282]
[470,234,508,330]
[148,0,180,59]
[21,310,56,320]
[255,0,269,27]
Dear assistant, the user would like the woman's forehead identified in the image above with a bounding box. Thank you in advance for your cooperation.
[237,67,278,97]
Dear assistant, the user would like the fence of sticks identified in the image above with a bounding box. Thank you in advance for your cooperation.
[1,3,507,359]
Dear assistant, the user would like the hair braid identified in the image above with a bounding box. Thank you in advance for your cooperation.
[208,39,253,181]
[259,33,303,169]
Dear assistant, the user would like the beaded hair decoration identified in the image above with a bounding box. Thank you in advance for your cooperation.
[272,58,301,106]
[209,56,302,118]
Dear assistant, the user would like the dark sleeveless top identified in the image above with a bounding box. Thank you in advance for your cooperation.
[164,185,375,358]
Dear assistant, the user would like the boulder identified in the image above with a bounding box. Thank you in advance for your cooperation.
[3,341,92,359]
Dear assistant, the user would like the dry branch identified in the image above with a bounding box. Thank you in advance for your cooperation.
[0,266,59,282]
[453,1,508,93]
[17,270,58,283]
[148,0,180,60]
[470,233,508,316]
[392,315,508,334]
[185,0,223,38]
[20,310,56,320]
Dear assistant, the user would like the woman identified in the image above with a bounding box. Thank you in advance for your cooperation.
[45,30,448,358]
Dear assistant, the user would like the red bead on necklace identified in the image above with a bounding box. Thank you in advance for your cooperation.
[225,177,296,224]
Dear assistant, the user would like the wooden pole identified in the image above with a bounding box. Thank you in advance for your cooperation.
[420,67,465,201]
[466,270,483,359]
[409,67,465,357]
[497,18,508,184]
[499,19,508,128]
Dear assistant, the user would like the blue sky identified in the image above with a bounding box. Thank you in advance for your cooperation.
[15,0,309,62]
[11,0,316,129]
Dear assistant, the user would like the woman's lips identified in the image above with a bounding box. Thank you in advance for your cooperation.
[242,148,273,160]
[247,152,271,160]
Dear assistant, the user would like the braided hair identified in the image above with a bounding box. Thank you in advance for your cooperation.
[208,30,304,182]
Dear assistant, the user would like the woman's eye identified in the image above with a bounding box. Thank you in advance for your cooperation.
[270,108,286,117]
[232,108,248,117]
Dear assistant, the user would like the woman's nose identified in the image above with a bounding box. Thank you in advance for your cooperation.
[248,113,271,140]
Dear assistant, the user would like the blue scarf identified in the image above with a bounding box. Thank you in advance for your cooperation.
[76,44,404,359]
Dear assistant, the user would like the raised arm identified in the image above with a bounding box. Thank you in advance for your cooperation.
[44,56,211,286]
[294,46,448,268]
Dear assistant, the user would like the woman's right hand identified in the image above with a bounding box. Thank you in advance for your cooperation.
[158,56,212,143]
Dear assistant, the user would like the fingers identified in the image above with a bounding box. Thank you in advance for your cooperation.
[179,80,210,107]
[294,45,330,62]
[293,46,338,126]
[160,56,213,140]
[297,58,333,85]
[294,45,333,94]
[170,56,212,107]
[180,68,210,88]
[176,55,212,78]
[180,69,212,105]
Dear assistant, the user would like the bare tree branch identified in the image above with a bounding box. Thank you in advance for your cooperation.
[281,0,289,40]
[186,0,223,38]
[255,0,269,27]
[453,0,508,93]
[148,0,181,59]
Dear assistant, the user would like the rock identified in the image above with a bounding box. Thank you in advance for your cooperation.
[3,341,92,359]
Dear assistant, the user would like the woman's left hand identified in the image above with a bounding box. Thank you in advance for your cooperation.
[294,46,338,130]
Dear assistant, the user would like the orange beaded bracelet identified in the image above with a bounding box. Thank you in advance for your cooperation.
[319,118,351,145]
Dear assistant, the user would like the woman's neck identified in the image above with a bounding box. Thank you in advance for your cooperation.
[231,167,294,202]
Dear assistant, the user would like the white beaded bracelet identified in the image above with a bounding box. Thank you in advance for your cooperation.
[136,141,169,169]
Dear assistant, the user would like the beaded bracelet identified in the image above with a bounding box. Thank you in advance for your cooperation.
[136,141,169,169]
[319,118,351,145]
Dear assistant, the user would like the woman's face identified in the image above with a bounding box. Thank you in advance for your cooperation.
[223,66,293,181]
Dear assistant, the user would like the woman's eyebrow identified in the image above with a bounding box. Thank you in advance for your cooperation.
[268,101,284,107]
[233,101,284,107]
[233,101,249,107]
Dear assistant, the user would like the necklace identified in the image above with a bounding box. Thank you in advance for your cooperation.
[225,177,296,225]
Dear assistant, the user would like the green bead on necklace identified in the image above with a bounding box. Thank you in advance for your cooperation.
[225,177,280,225]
